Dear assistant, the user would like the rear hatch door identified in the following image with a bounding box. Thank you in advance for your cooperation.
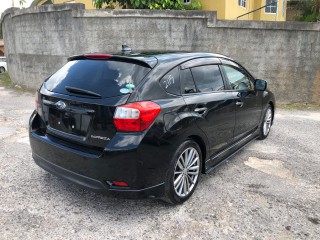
[39,57,153,149]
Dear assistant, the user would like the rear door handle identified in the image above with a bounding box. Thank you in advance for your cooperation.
[194,107,207,114]
[236,100,244,107]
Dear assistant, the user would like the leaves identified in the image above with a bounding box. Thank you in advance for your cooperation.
[92,0,202,10]
[296,0,320,22]
[19,0,26,6]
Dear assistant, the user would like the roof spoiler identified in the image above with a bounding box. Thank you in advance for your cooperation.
[67,54,157,68]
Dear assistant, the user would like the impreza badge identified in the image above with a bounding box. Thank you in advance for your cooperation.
[91,135,110,141]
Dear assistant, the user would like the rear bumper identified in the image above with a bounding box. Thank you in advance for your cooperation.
[33,152,164,198]
[29,111,167,199]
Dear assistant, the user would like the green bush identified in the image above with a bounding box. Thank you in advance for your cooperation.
[93,0,202,10]
[296,0,320,22]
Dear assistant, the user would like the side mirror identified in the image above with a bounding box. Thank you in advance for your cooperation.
[255,79,267,91]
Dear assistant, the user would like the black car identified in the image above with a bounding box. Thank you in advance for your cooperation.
[29,50,275,204]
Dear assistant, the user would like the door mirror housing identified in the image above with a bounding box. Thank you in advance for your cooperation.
[255,79,267,91]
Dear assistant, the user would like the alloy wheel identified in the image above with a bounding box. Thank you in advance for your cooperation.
[173,147,200,197]
[263,108,272,136]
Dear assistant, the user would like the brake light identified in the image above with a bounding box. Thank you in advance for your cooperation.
[113,101,161,132]
[35,90,39,110]
[112,181,128,187]
[84,53,112,60]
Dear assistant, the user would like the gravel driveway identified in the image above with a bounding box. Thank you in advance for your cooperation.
[0,86,319,239]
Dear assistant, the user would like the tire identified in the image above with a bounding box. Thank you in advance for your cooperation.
[162,140,202,204]
[258,104,273,140]
[0,67,5,73]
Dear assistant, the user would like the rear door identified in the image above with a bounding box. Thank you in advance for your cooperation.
[180,58,236,158]
[39,58,152,149]
[221,61,262,142]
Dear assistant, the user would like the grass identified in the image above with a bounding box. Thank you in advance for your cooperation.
[0,72,13,88]
[277,103,320,111]
[0,72,34,94]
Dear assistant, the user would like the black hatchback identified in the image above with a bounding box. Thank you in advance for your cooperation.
[29,51,275,204]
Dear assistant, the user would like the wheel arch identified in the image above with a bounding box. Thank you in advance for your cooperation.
[268,101,275,124]
[186,135,207,173]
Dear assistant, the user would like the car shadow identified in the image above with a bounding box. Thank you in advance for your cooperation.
[40,172,176,217]
[37,147,250,217]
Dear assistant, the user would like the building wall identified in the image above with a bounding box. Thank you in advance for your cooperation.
[1,4,320,103]
[224,0,252,20]
[199,0,226,19]
[53,0,96,9]
[200,0,287,21]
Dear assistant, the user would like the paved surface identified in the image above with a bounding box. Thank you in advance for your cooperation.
[0,86,319,240]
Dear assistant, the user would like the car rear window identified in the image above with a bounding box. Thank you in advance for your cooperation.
[159,67,181,95]
[45,60,151,98]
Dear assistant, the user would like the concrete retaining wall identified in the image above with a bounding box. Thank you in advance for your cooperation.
[1,4,320,103]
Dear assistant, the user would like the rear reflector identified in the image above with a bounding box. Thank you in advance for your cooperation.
[84,53,113,60]
[112,181,129,187]
[113,101,161,132]
[35,90,39,110]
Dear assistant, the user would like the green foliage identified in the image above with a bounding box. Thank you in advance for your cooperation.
[299,12,320,21]
[0,73,34,93]
[141,0,184,10]
[94,0,127,9]
[183,1,202,10]
[93,0,202,10]
[0,73,13,88]
[30,0,53,7]
[19,0,26,6]
[296,0,320,22]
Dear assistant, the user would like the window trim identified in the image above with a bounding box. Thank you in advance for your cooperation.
[238,0,247,8]
[265,0,277,14]
[180,57,221,70]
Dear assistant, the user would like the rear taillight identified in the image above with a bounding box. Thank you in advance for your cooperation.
[113,101,161,132]
[112,181,128,187]
[35,90,39,110]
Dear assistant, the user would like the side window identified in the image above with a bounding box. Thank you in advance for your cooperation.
[222,65,254,91]
[190,65,224,92]
[180,69,197,94]
[159,67,181,95]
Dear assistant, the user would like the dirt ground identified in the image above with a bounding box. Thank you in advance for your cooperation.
[0,86,319,239]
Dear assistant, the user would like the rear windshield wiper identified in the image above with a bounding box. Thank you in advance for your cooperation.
[65,86,102,98]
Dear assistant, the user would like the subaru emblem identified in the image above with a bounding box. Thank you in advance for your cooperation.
[56,101,67,110]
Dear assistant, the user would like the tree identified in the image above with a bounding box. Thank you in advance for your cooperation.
[93,0,201,10]
[297,0,320,22]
